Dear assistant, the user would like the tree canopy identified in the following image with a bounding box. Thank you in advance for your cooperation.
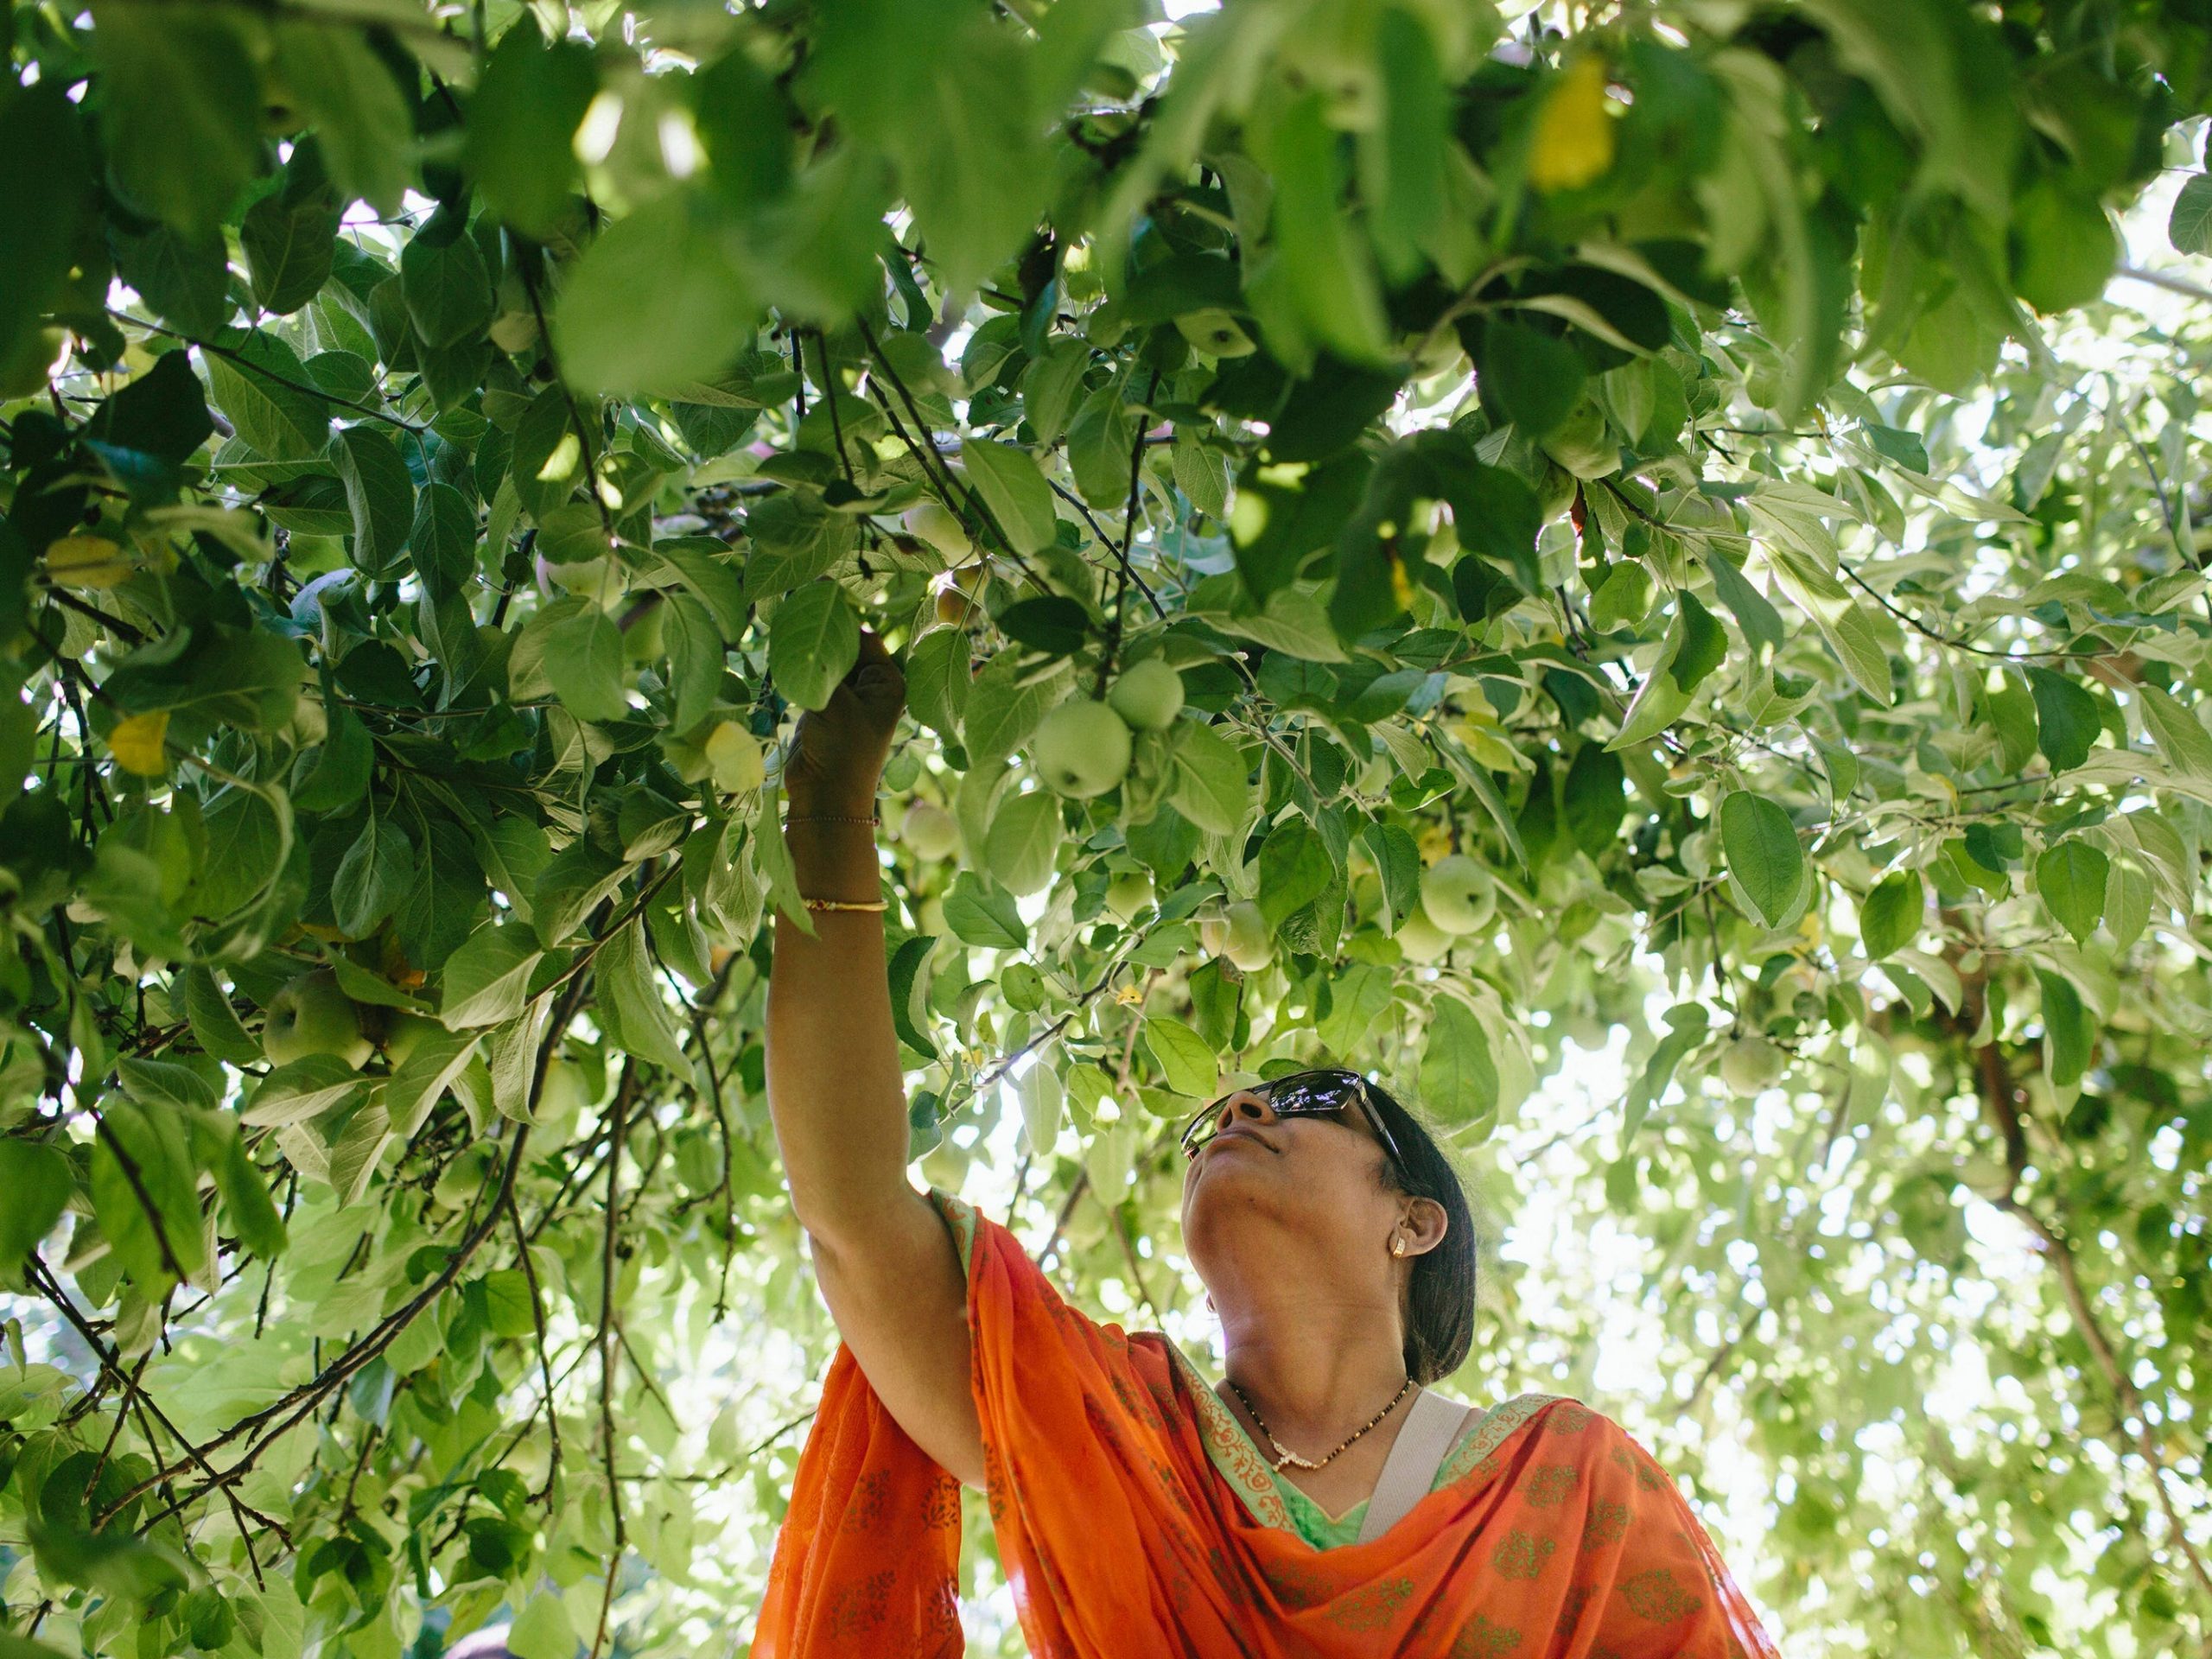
[3,0,2211,1654]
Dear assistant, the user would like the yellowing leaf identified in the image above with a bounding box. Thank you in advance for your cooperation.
[109,710,170,775]
[45,534,135,590]
[1529,56,1615,193]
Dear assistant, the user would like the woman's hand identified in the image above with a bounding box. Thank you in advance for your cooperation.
[785,629,905,817]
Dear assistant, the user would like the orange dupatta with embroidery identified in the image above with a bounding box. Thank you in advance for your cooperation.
[753,1196,1782,1657]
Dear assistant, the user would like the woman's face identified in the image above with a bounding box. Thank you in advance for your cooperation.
[1179,1083,1408,1288]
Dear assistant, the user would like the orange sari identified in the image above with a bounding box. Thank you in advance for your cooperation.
[753,1195,1782,1657]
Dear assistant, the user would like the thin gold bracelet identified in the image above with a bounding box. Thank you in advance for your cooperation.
[803,896,889,912]
[785,813,880,828]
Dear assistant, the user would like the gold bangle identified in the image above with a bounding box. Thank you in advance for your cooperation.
[785,814,880,828]
[803,896,889,912]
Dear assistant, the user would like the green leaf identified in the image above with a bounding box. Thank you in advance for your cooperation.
[961,440,1059,556]
[2026,668,2100,772]
[553,192,756,397]
[1859,870,1923,960]
[242,189,339,317]
[1718,791,1802,928]
[1065,382,1134,507]
[1142,1015,1219,1097]
[2138,683,2212,782]
[408,482,479,597]
[1560,743,1625,859]
[333,816,416,938]
[465,21,598,238]
[240,1056,369,1126]
[1361,821,1422,932]
[598,919,692,1073]
[961,650,1058,766]
[293,702,373,815]
[2037,839,2108,944]
[1168,720,1252,836]
[768,582,861,712]
[210,1127,288,1259]
[942,870,1027,950]
[0,1139,73,1281]
[441,924,545,1028]
[205,334,333,461]
[1316,962,1394,1058]
[330,427,416,580]
[1667,591,1729,693]
[2035,968,2094,1089]
[983,787,1062,896]
[2010,175,2117,314]
[1418,995,1497,1123]
[182,968,263,1065]
[90,0,258,236]
[506,1593,579,1659]
[1256,90,1388,363]
[512,387,590,520]
[1255,818,1333,929]
[0,85,92,376]
[272,23,412,215]
[2171,172,2212,257]
[1478,319,1585,438]
[90,1098,206,1287]
[906,627,971,736]
[543,606,630,723]
[401,211,494,349]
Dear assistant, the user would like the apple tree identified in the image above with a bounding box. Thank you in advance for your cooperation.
[3,1,2211,1656]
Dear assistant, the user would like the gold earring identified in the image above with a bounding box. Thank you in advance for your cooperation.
[1391,1236,1406,1257]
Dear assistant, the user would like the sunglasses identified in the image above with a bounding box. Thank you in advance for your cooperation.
[1179,1068,1408,1173]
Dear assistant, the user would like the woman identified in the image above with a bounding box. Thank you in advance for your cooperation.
[754,637,1779,1657]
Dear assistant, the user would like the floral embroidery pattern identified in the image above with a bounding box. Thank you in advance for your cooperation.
[1524,1463,1580,1509]
[839,1470,889,1534]
[1547,1402,1598,1436]
[1581,1500,1631,1552]
[1491,1527,1557,1580]
[920,1474,961,1531]
[826,1567,893,1636]
[1263,1559,1335,1611]
[1451,1612,1524,1657]
[1326,1576,1414,1631]
[1622,1565,1706,1622]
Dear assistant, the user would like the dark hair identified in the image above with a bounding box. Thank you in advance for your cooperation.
[1363,1080,1478,1385]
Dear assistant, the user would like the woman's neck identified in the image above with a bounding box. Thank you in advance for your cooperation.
[1215,1290,1411,1448]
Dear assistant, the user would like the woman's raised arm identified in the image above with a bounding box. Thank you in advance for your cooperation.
[763,631,986,1487]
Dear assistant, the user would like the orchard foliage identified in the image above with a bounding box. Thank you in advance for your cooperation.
[4,0,2212,1656]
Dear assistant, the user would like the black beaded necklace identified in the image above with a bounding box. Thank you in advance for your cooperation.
[1225,1375,1416,1472]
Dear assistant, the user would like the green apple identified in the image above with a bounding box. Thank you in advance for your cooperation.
[381,1010,446,1067]
[902,499,972,559]
[1538,461,1579,522]
[1718,1035,1788,1098]
[1539,399,1621,480]
[1108,658,1185,731]
[705,721,766,793]
[263,969,372,1069]
[1104,870,1154,923]
[1223,899,1274,972]
[1395,907,1453,963]
[1032,698,1133,798]
[546,555,620,603]
[900,799,961,861]
[1173,308,1256,358]
[620,597,665,663]
[1421,855,1497,936]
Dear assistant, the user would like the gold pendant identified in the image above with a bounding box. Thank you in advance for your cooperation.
[1270,1446,1321,1471]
